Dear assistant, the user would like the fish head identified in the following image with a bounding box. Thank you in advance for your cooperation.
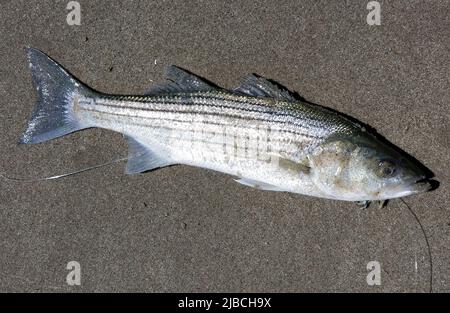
[309,134,434,201]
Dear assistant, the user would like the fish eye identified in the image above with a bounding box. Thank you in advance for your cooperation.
[378,160,397,177]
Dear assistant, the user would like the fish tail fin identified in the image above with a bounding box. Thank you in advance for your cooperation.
[19,47,92,144]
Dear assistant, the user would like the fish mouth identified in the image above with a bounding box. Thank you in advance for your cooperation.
[410,177,439,193]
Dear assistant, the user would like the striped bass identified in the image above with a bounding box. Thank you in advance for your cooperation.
[20,48,434,203]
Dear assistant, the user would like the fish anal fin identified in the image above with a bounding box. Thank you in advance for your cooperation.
[234,177,286,192]
[125,137,173,174]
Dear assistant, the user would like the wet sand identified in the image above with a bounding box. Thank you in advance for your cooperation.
[0,0,449,292]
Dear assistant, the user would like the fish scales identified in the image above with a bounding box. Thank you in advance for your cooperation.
[76,92,338,159]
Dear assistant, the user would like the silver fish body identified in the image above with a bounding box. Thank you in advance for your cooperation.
[20,48,433,202]
[75,90,360,198]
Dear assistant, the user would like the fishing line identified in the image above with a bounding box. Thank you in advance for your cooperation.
[0,156,128,182]
[399,197,433,293]
[0,151,434,294]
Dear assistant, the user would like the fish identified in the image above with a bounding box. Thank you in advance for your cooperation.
[19,48,434,203]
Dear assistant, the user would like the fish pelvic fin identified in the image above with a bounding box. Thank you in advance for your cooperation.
[19,48,92,144]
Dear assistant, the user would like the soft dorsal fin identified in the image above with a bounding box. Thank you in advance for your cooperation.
[145,66,217,95]
[233,74,297,101]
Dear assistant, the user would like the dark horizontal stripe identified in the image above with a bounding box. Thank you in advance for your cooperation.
[91,114,300,159]
[83,98,326,139]
[92,113,308,145]
[95,92,340,132]
[81,106,323,141]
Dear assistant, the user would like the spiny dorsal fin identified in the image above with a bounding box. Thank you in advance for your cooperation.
[144,65,217,95]
[233,74,297,101]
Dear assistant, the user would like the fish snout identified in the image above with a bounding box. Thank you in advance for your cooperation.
[411,175,439,193]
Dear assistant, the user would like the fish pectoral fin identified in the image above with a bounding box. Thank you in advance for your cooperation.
[267,152,311,175]
[233,74,297,102]
[144,65,218,95]
[234,177,286,192]
[125,137,174,174]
